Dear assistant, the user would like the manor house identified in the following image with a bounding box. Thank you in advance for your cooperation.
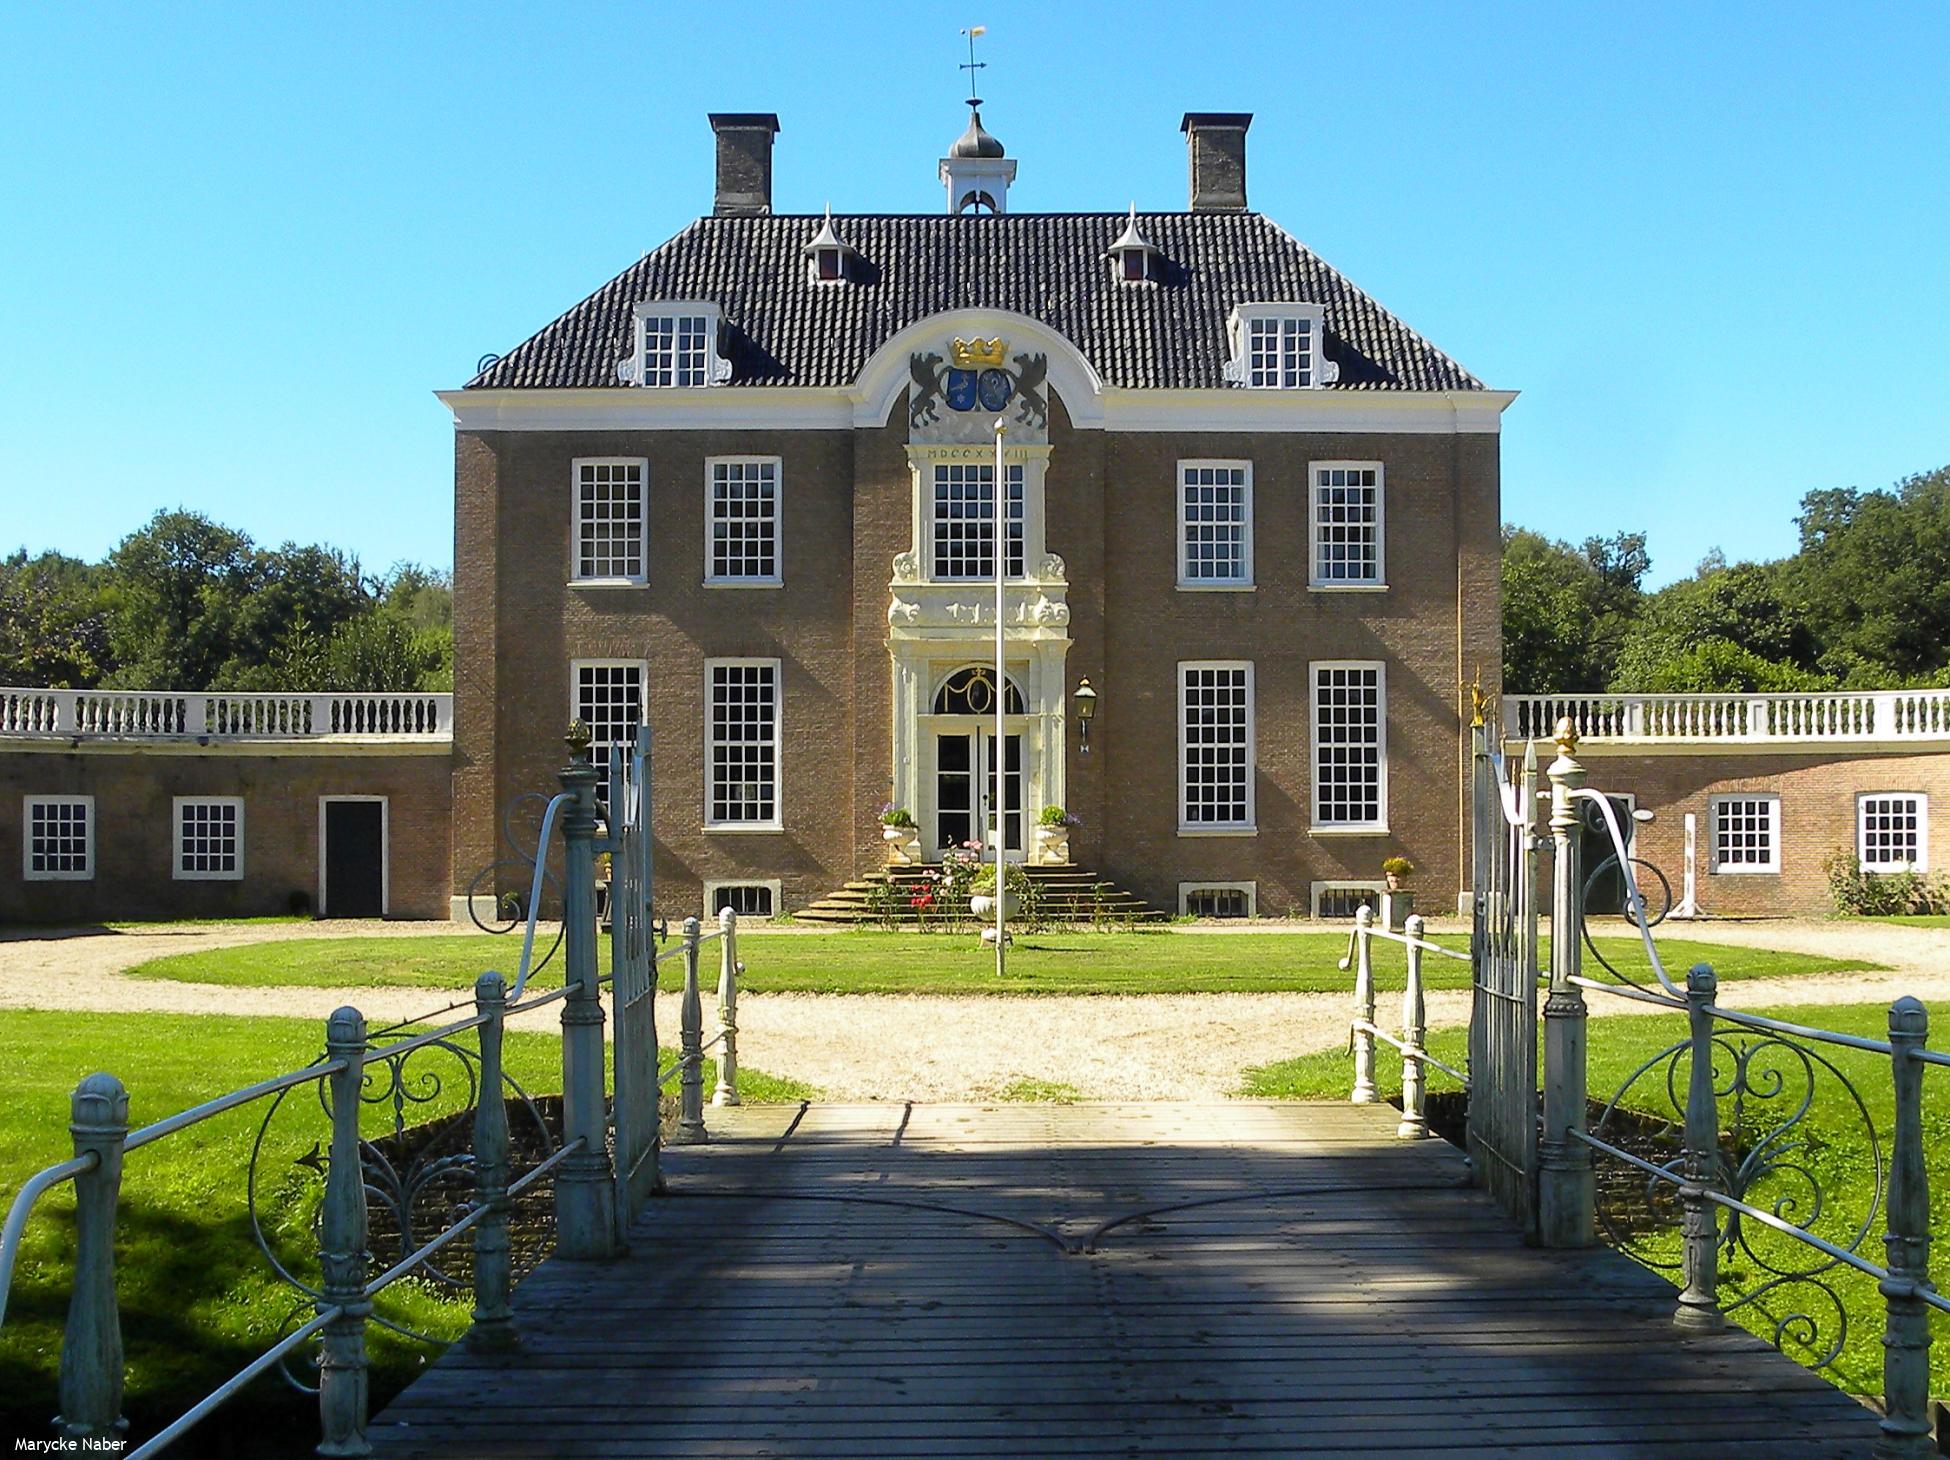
[443,107,1510,921]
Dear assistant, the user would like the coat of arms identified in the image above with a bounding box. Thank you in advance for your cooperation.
[910,341,1049,430]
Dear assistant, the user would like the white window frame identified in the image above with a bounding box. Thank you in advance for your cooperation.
[570,457,649,586]
[1310,661,1389,833]
[1708,794,1781,875]
[1177,661,1257,836]
[704,658,783,833]
[1228,302,1331,389]
[1176,459,1254,590]
[23,795,94,881]
[929,460,1026,583]
[1311,880,1386,919]
[570,658,648,780]
[1309,461,1387,591]
[703,879,784,920]
[704,456,783,587]
[1858,792,1929,873]
[173,796,245,882]
[1177,881,1257,918]
[625,302,728,388]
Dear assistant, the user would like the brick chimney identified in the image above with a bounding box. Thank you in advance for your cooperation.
[709,113,780,216]
[1180,113,1252,212]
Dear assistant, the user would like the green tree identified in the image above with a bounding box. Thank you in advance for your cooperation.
[102,510,255,689]
[1610,561,1827,691]
[319,608,447,692]
[0,550,114,687]
[1501,528,1648,692]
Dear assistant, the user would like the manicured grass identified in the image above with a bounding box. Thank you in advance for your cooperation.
[0,1008,808,1447]
[995,1077,1082,1103]
[1242,999,1950,1396]
[124,928,1883,995]
[1861,914,1950,927]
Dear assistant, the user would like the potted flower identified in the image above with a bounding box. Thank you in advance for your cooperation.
[880,804,920,865]
[1031,805,1080,865]
[1382,856,1415,931]
[969,860,1028,922]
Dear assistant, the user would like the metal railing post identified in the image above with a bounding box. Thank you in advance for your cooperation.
[469,972,516,1352]
[672,917,708,1144]
[318,1007,371,1457]
[53,1074,128,1444]
[1397,915,1429,1139]
[1674,964,1724,1330]
[1876,996,1934,1458]
[714,908,742,1107]
[1350,905,1378,1104]
[555,723,619,1259]
[1540,719,1594,1247]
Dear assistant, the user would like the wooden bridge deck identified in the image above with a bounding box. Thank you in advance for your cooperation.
[371,1102,1873,1457]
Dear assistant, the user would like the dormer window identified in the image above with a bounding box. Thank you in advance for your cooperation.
[1107,206,1163,285]
[619,302,729,387]
[800,208,859,285]
[1227,303,1336,389]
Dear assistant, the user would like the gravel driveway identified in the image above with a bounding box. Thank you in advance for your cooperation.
[2,918,1946,1101]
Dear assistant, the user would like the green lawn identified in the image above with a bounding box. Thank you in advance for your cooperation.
[124,928,1882,995]
[1862,914,1950,928]
[0,1009,808,1448]
[1243,1000,1950,1396]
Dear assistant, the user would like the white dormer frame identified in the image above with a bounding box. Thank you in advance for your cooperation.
[618,301,732,387]
[801,209,858,286]
[1106,207,1163,286]
[1225,302,1338,389]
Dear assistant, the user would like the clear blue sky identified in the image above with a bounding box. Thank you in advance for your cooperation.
[3,1,1944,588]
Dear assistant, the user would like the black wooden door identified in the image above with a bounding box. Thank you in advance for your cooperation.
[323,800,384,918]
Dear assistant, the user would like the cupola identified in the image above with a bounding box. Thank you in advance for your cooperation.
[1107,205,1164,284]
[800,206,859,283]
[940,101,1016,214]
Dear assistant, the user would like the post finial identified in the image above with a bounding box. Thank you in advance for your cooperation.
[566,719,593,756]
[1553,715,1579,757]
[1469,670,1486,729]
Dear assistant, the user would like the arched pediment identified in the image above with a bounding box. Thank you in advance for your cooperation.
[852,309,1106,432]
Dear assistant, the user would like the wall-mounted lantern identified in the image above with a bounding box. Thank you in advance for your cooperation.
[1074,678,1098,753]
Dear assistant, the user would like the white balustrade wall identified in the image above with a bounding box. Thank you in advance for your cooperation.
[0,688,450,741]
[1503,690,1950,745]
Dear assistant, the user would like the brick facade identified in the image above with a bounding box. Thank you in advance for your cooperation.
[452,386,1502,917]
[1570,745,1950,919]
[1,749,452,922]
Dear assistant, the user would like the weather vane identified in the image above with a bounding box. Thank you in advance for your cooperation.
[959,24,987,107]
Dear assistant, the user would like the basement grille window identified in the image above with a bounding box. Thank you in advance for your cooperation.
[1312,882,1384,920]
[710,883,777,918]
[1181,884,1254,919]
[24,796,93,880]
[174,797,243,880]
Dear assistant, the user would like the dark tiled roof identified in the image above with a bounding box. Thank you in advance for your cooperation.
[469,213,1484,392]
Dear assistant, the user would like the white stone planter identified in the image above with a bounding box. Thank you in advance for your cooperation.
[969,889,1020,922]
[1030,825,1071,866]
[883,825,921,865]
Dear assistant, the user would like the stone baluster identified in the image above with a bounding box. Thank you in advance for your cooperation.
[53,1074,129,1444]
[1397,915,1428,1139]
[1673,964,1724,1330]
[469,972,517,1352]
[1350,905,1377,1105]
[317,1007,371,1457]
[673,917,708,1144]
[1540,719,1594,1247]
[1875,997,1934,1458]
[714,908,742,1107]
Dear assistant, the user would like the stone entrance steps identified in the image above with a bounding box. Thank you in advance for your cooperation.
[794,864,1165,926]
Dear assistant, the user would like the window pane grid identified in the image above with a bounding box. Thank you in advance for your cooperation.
[575,664,643,786]
[576,461,645,581]
[1313,466,1380,584]
[1315,666,1383,826]
[1182,465,1248,583]
[1713,797,1778,871]
[643,314,710,387]
[1248,316,1313,388]
[1182,666,1251,827]
[710,460,778,581]
[932,464,1024,581]
[1860,795,1924,870]
[178,800,240,876]
[27,799,90,876]
[709,664,778,825]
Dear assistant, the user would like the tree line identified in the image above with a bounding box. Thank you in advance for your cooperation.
[1504,463,1950,694]
[1,510,451,693]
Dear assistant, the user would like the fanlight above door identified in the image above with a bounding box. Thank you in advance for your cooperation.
[933,666,1025,716]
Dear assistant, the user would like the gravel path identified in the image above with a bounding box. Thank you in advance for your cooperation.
[1,918,1946,1101]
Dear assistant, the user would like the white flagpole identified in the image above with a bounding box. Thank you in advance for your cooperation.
[993,416,1007,979]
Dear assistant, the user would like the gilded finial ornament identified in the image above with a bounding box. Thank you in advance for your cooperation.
[1469,671,1485,729]
[566,719,593,756]
[1553,715,1579,756]
[951,337,1007,369]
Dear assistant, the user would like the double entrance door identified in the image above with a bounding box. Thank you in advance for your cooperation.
[934,729,1023,860]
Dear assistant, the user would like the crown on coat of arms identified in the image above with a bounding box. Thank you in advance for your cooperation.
[950,337,1007,369]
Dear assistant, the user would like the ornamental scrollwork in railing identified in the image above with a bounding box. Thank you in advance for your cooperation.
[1589,1027,1883,1373]
[462,789,568,977]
